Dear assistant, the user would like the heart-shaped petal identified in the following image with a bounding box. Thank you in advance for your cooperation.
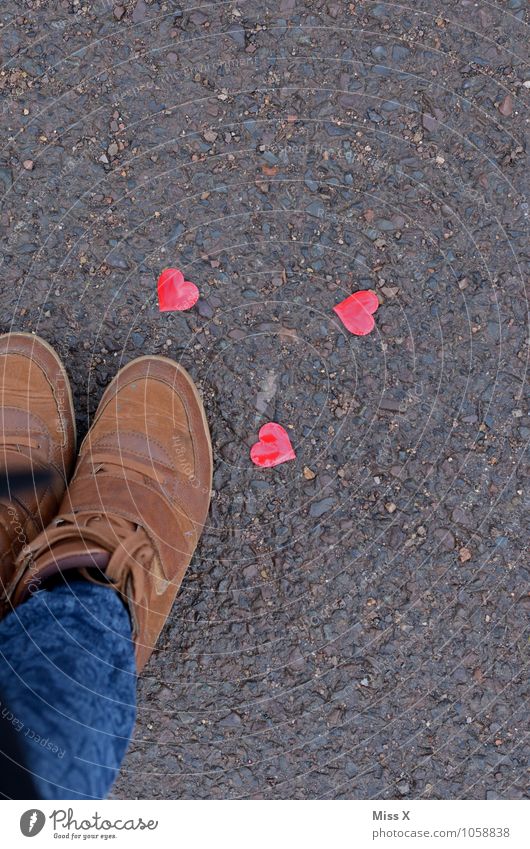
[250,423,296,468]
[333,289,379,335]
[158,268,199,312]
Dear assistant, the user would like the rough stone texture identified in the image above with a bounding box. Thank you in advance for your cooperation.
[0,1,527,800]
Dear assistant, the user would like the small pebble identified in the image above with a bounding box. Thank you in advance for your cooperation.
[309,497,335,518]
[498,94,513,116]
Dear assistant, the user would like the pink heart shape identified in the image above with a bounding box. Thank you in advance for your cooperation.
[250,423,296,468]
[333,289,379,336]
[158,268,199,312]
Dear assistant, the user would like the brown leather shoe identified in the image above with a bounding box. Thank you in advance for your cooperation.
[8,356,212,672]
[0,333,76,609]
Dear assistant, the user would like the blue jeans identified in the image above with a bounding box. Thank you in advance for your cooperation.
[0,581,136,799]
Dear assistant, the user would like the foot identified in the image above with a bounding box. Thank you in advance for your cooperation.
[0,333,76,611]
[8,356,212,672]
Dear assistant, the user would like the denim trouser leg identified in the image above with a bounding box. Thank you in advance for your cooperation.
[0,581,136,799]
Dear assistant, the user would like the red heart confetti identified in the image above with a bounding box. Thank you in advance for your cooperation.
[333,289,379,336]
[250,423,296,468]
[157,268,199,312]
